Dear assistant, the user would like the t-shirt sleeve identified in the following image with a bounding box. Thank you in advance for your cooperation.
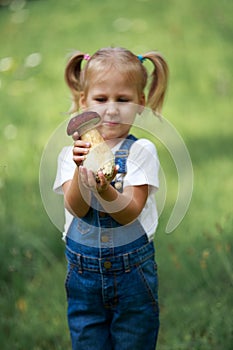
[53,146,76,194]
[123,139,160,192]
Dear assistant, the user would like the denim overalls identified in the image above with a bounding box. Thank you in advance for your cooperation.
[65,135,160,350]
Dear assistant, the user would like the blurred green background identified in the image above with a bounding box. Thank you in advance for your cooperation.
[0,0,232,349]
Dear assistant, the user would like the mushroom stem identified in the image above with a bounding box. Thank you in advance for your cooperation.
[81,129,115,182]
[81,128,104,146]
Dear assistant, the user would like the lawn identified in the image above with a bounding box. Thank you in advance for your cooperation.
[0,0,232,349]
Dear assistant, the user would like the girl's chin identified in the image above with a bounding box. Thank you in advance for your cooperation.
[99,128,118,138]
[99,126,130,141]
[102,133,118,141]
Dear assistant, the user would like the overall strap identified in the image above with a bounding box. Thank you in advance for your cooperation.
[115,134,138,174]
[113,134,138,191]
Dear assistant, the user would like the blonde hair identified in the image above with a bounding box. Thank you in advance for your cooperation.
[65,47,169,114]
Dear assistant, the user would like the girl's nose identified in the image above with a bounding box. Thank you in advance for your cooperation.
[106,102,119,116]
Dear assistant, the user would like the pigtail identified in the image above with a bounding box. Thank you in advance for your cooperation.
[64,51,85,112]
[143,51,169,114]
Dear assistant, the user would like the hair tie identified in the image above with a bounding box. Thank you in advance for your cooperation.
[137,54,146,63]
[83,54,91,61]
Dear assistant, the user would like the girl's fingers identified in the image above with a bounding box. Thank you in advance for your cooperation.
[79,165,119,193]
[112,165,119,180]
[79,167,96,189]
[73,147,89,156]
[87,169,97,188]
[72,131,80,141]
[98,171,107,185]
[73,140,91,148]
[96,171,110,193]
[73,142,90,166]
[73,155,85,166]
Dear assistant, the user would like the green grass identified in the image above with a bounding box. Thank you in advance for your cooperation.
[0,0,232,349]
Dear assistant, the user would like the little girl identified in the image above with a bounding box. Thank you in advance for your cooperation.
[54,47,169,350]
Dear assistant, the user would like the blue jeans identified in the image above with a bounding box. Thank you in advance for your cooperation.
[65,235,159,350]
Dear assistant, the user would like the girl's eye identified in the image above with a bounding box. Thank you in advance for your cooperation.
[118,98,130,103]
[95,97,107,103]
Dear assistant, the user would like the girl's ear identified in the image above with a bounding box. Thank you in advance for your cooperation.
[138,93,146,115]
[79,92,86,109]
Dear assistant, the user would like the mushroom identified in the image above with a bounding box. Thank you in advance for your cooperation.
[67,111,115,182]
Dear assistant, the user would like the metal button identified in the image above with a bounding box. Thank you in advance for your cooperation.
[101,235,109,243]
[104,261,112,269]
[114,181,122,190]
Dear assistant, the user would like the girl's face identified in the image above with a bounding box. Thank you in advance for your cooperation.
[79,69,145,143]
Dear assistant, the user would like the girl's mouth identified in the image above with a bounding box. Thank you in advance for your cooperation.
[102,121,120,127]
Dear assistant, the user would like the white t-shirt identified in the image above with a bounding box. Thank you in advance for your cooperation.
[53,138,160,241]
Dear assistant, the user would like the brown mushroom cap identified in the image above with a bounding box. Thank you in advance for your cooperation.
[67,111,101,136]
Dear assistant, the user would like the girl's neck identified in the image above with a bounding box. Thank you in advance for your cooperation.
[106,137,127,149]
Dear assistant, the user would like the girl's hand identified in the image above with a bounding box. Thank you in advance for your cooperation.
[73,139,91,167]
[78,166,98,191]
[96,165,119,193]
[78,165,119,193]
